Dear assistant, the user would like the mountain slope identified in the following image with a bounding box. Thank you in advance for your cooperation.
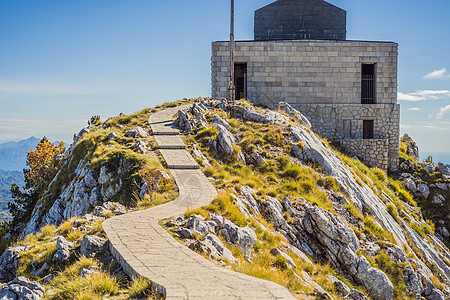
[2,99,449,300]
[0,169,23,221]
[0,137,41,171]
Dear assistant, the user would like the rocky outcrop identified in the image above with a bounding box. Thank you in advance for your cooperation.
[189,233,237,263]
[278,101,311,128]
[400,134,419,162]
[0,246,26,283]
[174,103,208,132]
[80,235,107,257]
[22,158,132,237]
[289,124,450,283]
[125,126,148,138]
[209,213,257,258]
[215,124,236,156]
[302,205,393,300]
[229,105,290,124]
[52,236,73,264]
[0,277,45,300]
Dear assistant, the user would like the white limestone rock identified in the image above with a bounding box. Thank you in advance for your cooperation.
[270,248,297,268]
[107,132,117,141]
[189,233,237,263]
[403,266,423,299]
[215,124,236,156]
[417,183,430,199]
[0,277,45,300]
[212,114,231,130]
[52,236,73,264]
[0,246,27,283]
[210,214,257,258]
[403,178,417,193]
[125,126,148,138]
[79,266,100,278]
[278,101,312,128]
[80,235,107,257]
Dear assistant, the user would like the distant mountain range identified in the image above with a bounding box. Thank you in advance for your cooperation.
[0,170,23,222]
[0,137,39,221]
[0,136,41,171]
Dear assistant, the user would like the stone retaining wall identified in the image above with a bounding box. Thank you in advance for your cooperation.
[341,139,389,170]
[294,103,399,172]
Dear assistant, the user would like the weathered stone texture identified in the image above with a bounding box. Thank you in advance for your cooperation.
[212,40,398,106]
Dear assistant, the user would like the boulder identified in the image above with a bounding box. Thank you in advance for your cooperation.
[364,241,381,257]
[79,266,100,278]
[301,206,393,300]
[250,152,266,167]
[403,178,417,193]
[416,183,430,199]
[107,132,117,141]
[52,236,73,264]
[328,274,350,297]
[386,245,407,263]
[300,270,332,300]
[347,289,370,300]
[0,277,45,300]
[270,248,297,268]
[134,140,149,154]
[125,126,148,138]
[437,162,450,176]
[93,205,109,217]
[211,214,257,258]
[187,215,215,235]
[80,235,107,257]
[215,124,236,156]
[212,114,231,131]
[432,194,445,206]
[189,233,237,263]
[0,246,26,283]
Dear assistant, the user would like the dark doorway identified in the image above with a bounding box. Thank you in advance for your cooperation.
[363,120,374,139]
[234,63,247,100]
[361,64,376,104]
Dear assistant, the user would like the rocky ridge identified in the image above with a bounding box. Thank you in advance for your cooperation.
[168,99,450,300]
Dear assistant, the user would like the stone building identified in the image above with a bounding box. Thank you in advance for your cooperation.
[211,0,400,172]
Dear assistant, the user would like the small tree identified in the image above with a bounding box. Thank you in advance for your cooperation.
[8,137,65,236]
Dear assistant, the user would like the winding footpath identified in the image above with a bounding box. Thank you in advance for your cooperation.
[103,105,295,300]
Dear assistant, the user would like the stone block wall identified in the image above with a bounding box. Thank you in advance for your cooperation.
[212,40,398,106]
[254,0,346,41]
[341,139,389,170]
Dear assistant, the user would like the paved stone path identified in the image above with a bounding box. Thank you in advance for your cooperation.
[103,105,295,300]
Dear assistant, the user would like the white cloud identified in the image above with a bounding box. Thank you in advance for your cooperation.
[423,68,450,80]
[407,107,421,111]
[398,90,450,101]
[437,105,450,119]
[400,124,412,129]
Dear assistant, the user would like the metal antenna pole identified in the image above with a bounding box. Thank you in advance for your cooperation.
[228,0,235,104]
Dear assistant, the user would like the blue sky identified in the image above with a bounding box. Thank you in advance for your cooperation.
[0,0,449,162]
